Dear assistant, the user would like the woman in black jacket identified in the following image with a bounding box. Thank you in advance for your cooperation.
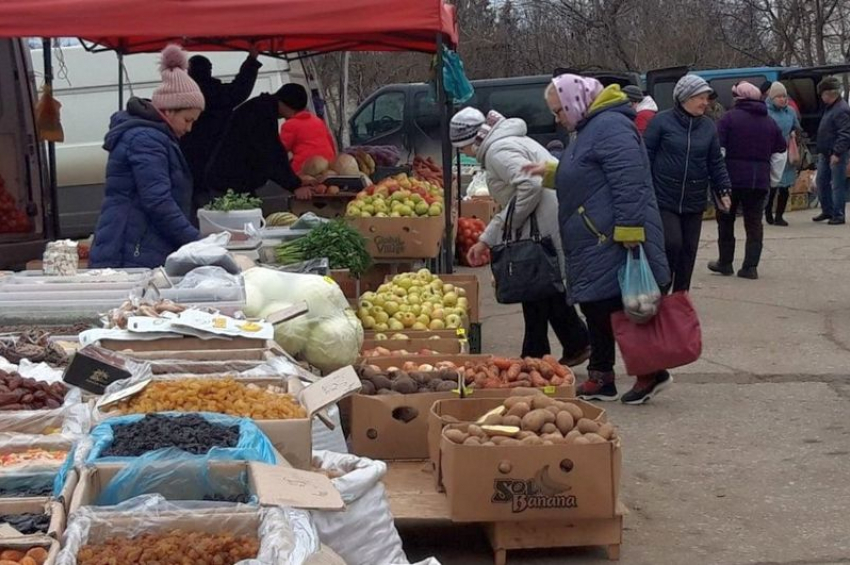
[644,75,732,292]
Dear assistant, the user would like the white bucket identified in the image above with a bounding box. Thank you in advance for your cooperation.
[197,208,265,241]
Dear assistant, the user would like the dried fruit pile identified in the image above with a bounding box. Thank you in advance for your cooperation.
[443,393,618,447]
[100,414,240,457]
[355,365,459,395]
[113,378,307,420]
[0,479,53,498]
[76,531,259,565]
[0,372,68,410]
[0,330,68,366]
[0,512,51,535]
[0,449,67,468]
[0,547,50,564]
[461,356,574,389]
[105,299,186,329]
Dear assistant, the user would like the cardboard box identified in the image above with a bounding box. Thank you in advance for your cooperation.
[347,215,444,259]
[0,498,65,539]
[290,194,355,219]
[427,396,588,491]
[361,337,465,356]
[330,263,414,299]
[346,390,456,460]
[440,425,621,522]
[70,460,344,514]
[0,535,60,565]
[99,336,272,353]
[95,368,361,470]
[460,198,500,224]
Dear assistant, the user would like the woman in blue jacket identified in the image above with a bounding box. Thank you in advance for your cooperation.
[527,74,671,405]
[643,75,732,293]
[765,82,801,226]
[90,45,203,269]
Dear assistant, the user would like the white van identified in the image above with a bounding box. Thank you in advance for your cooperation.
[29,40,310,238]
[0,38,50,270]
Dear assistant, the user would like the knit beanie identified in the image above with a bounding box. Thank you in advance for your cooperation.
[673,74,712,104]
[474,110,506,145]
[151,45,205,111]
[623,85,644,104]
[818,76,842,95]
[732,81,761,101]
[450,107,485,147]
[768,81,788,99]
[276,84,308,111]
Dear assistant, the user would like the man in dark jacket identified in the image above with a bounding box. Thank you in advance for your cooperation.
[206,87,308,199]
[813,76,850,225]
[181,49,261,217]
[711,82,786,280]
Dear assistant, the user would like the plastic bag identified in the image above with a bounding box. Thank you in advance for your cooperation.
[0,396,91,436]
[465,171,490,197]
[36,84,64,142]
[435,46,474,104]
[310,450,408,565]
[86,412,278,465]
[96,448,257,506]
[0,471,57,498]
[0,433,83,496]
[618,245,661,324]
[176,266,242,289]
[311,404,347,454]
[290,213,330,231]
[164,233,240,277]
[56,495,322,565]
[274,258,330,276]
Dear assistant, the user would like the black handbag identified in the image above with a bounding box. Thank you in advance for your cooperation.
[490,199,565,304]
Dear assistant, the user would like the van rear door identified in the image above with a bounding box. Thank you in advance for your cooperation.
[0,39,49,270]
[780,64,850,152]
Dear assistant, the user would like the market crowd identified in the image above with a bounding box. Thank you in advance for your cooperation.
[83,43,850,407]
[451,70,850,406]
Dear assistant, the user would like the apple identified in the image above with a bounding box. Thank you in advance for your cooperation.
[445,314,462,329]
[429,319,446,330]
[428,204,442,216]
[390,333,410,340]
[374,323,389,332]
[388,319,405,331]
[443,291,458,307]
[374,333,388,341]
[384,300,400,315]
[416,313,431,326]
[412,322,428,331]
[431,308,445,320]
[400,313,417,328]
[375,311,389,324]
[361,315,376,329]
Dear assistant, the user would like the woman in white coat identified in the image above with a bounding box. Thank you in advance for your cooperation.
[451,108,590,365]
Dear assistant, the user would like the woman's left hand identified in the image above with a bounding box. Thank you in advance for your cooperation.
[294,187,312,200]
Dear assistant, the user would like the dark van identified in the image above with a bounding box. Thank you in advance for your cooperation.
[349,71,640,160]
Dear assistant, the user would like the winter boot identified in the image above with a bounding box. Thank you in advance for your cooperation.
[621,371,674,405]
[576,370,618,402]
[708,241,735,276]
[765,187,776,225]
[774,190,789,226]
[560,346,591,368]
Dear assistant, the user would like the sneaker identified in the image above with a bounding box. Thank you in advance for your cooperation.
[560,346,591,368]
[737,267,758,280]
[708,261,734,276]
[621,372,673,405]
[828,217,846,225]
[813,213,832,222]
[576,371,619,401]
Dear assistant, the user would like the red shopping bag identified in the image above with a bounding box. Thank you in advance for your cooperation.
[611,291,702,376]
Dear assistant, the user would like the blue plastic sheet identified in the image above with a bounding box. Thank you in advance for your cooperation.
[97,448,258,506]
[86,412,277,465]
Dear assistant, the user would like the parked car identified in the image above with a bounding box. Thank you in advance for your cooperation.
[0,38,51,270]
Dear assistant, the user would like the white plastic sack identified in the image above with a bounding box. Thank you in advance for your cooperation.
[466,170,490,197]
[165,233,240,276]
[770,150,788,187]
[311,451,408,565]
[403,560,442,565]
[311,404,348,454]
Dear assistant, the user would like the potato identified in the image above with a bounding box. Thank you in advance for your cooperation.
[468,424,486,438]
[584,432,607,444]
[516,431,537,440]
[556,411,575,435]
[542,440,554,446]
[463,436,482,446]
[503,396,532,408]
[564,430,582,444]
[598,422,616,440]
[541,432,563,443]
[435,380,459,392]
[521,435,544,445]
[370,374,393,391]
[506,401,530,418]
[441,415,460,424]
[531,395,556,409]
[360,380,376,395]
[482,413,504,426]
[573,436,591,445]
[520,409,548,432]
[577,418,600,434]
[563,403,584,421]
[509,387,545,397]
[391,377,418,394]
[541,423,558,434]
[501,415,522,427]
[501,438,522,446]
[545,405,561,416]
[491,435,508,445]
[444,429,468,444]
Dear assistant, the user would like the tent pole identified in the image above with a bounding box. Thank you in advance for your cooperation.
[436,34,453,275]
[42,38,59,240]
[118,52,124,110]
[455,148,462,217]
[337,52,349,149]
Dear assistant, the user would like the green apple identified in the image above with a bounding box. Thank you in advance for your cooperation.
[428,204,442,216]
[401,313,417,328]
[375,311,389,324]
[429,319,446,330]
[361,315,376,329]
[388,319,405,331]
[443,291,458,307]
[416,314,431,326]
[412,322,429,331]
[416,269,433,282]
[384,300,400,315]
[414,201,430,216]
[445,314,462,329]
[374,323,389,332]
[374,332,388,340]
[431,308,445,320]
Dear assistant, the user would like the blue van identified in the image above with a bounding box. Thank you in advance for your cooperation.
[647,65,850,150]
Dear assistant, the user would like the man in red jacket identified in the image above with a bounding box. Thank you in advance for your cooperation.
[278,84,337,174]
[624,85,658,136]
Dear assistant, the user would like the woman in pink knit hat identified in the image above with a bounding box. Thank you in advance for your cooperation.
[90,44,206,268]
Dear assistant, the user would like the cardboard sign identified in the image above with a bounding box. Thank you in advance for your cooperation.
[248,462,344,510]
[265,302,309,325]
[298,366,362,416]
[62,346,134,394]
[95,379,151,409]
[0,523,22,537]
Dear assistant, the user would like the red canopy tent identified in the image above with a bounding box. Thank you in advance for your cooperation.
[0,0,460,271]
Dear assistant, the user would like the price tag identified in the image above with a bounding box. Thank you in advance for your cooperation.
[455,328,467,338]
[543,385,557,395]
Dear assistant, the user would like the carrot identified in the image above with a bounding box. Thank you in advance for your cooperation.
[506,364,522,382]
[550,376,565,386]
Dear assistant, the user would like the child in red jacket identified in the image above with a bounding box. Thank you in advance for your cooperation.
[278,84,336,174]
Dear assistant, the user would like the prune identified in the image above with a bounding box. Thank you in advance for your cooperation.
[100,414,240,457]
[0,370,67,410]
[0,482,53,498]
[202,493,252,503]
[0,512,51,535]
